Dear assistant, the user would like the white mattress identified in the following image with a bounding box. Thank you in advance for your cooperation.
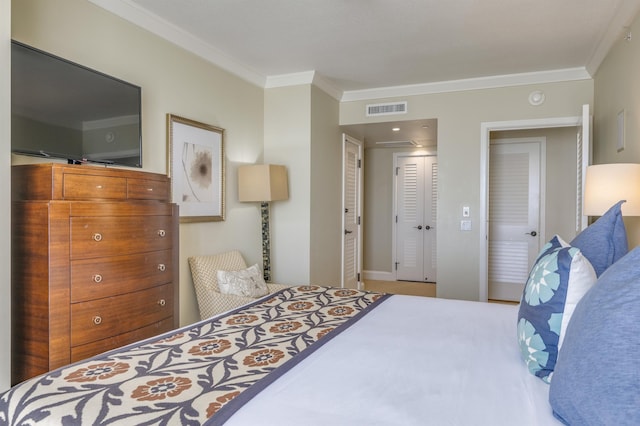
[226,295,560,425]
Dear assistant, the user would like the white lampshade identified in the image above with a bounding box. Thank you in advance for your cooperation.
[238,164,289,202]
[584,163,640,216]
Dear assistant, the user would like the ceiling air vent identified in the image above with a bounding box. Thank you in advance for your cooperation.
[375,140,420,148]
[366,101,407,117]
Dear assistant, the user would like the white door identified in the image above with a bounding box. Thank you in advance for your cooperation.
[342,134,363,289]
[488,140,543,301]
[396,155,437,282]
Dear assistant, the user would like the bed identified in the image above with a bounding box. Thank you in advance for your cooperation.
[2,201,638,425]
[0,285,557,425]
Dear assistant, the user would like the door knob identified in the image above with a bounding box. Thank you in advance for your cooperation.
[414,225,422,230]
[424,225,431,230]
[344,230,353,235]
[526,231,537,237]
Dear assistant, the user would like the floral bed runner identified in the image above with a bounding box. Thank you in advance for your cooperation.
[0,285,389,425]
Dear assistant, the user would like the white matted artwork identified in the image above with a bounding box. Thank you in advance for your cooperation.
[167,114,225,222]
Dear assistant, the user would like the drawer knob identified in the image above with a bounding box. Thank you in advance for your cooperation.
[158,263,166,272]
[92,274,103,283]
[158,299,166,307]
[147,187,154,192]
[92,316,102,325]
[96,185,103,189]
[92,233,103,242]
[157,229,166,238]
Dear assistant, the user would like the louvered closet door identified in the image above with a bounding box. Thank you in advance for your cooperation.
[343,138,361,289]
[489,142,541,301]
[396,155,437,282]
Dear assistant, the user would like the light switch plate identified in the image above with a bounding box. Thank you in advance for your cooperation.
[460,220,472,231]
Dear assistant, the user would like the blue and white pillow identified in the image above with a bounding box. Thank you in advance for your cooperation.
[571,200,628,276]
[549,246,640,424]
[517,235,596,383]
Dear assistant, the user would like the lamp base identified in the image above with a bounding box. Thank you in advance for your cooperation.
[261,201,271,282]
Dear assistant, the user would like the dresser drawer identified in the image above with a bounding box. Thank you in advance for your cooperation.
[63,174,127,200]
[70,250,173,302]
[71,284,173,347]
[70,215,172,259]
[70,317,174,362]
[127,178,169,201]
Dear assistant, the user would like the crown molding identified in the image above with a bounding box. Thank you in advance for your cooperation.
[585,0,640,76]
[265,71,315,88]
[90,0,596,103]
[88,0,266,88]
[340,68,592,102]
[265,71,343,100]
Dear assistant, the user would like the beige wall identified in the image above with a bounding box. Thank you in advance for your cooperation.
[593,11,640,248]
[309,85,342,285]
[341,81,594,300]
[264,85,312,283]
[1,0,11,393]
[12,0,266,327]
[263,84,342,286]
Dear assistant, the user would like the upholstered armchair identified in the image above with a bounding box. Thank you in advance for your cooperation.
[188,250,288,320]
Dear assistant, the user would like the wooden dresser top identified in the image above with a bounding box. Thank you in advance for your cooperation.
[12,163,170,202]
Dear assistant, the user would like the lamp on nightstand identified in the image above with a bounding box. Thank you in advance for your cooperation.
[584,163,640,216]
[238,164,289,282]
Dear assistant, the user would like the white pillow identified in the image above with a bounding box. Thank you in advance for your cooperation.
[216,264,268,298]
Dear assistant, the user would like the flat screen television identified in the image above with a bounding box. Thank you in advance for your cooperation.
[11,40,142,168]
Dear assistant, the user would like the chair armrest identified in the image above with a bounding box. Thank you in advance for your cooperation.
[206,285,289,319]
[206,292,256,318]
[266,283,289,292]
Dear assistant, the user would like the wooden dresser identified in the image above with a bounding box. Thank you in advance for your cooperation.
[11,164,179,385]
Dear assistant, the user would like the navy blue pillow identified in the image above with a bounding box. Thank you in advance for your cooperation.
[517,236,596,383]
[571,200,628,276]
[549,246,640,425]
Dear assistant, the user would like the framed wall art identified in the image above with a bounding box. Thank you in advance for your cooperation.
[167,114,225,222]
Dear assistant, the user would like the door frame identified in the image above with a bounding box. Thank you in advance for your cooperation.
[392,149,437,281]
[479,109,589,302]
[341,134,364,289]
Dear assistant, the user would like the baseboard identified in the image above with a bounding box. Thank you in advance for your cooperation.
[363,270,395,281]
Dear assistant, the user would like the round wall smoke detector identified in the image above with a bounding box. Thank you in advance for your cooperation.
[528,90,545,106]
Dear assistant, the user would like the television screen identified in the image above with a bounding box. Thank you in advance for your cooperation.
[11,40,142,168]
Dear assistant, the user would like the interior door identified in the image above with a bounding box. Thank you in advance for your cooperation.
[488,140,542,301]
[342,134,363,289]
[396,155,437,282]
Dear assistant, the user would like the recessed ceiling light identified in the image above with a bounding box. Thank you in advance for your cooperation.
[392,127,400,132]
[421,124,429,129]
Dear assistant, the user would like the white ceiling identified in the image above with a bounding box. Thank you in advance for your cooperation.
[89,0,640,145]
[94,0,640,96]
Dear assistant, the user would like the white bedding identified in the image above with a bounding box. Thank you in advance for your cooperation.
[226,295,559,426]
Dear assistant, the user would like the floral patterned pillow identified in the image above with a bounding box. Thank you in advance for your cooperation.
[217,264,269,298]
[517,235,596,383]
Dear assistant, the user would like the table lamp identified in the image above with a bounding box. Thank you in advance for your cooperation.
[584,163,640,216]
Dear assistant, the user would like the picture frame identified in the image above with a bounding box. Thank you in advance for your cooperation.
[167,114,225,222]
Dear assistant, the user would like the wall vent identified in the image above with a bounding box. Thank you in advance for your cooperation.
[376,140,419,147]
[366,101,407,117]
